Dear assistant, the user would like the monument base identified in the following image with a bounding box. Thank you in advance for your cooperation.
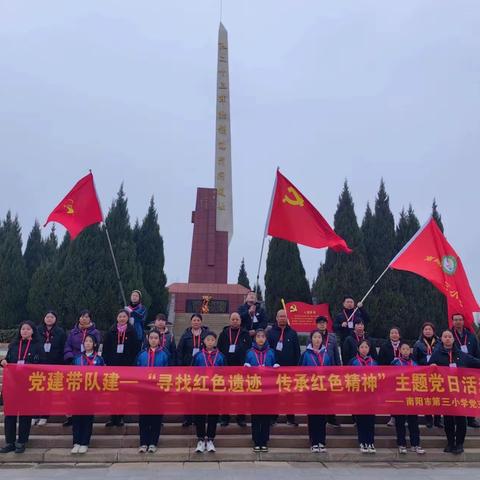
[167,283,249,335]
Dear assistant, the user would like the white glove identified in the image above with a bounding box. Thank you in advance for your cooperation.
[273,363,280,368]
[244,363,251,367]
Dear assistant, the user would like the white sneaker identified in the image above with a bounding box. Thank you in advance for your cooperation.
[311,445,320,453]
[318,443,327,453]
[78,445,88,454]
[360,443,368,453]
[411,446,425,454]
[70,444,80,454]
[195,440,206,453]
[147,445,157,453]
[138,445,147,453]
[37,418,47,426]
[398,446,407,454]
[206,440,216,452]
[368,444,376,454]
[387,417,395,427]
[31,419,39,426]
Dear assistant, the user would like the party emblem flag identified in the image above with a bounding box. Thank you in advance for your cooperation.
[390,217,480,329]
[266,170,351,253]
[44,172,103,239]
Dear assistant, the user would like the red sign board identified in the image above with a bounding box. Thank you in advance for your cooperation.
[285,301,332,333]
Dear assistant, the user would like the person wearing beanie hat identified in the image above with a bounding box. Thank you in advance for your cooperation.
[33,311,66,426]
[0,321,45,454]
[125,290,147,342]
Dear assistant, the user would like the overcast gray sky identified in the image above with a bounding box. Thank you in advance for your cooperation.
[1,1,479,300]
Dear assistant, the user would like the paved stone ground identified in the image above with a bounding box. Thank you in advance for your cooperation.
[0,462,479,478]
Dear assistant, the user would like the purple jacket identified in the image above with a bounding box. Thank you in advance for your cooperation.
[64,323,101,362]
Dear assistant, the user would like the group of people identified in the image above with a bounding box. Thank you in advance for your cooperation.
[1,290,479,457]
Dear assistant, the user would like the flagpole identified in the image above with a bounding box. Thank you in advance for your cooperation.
[89,170,128,307]
[345,216,433,324]
[104,224,128,307]
[255,167,279,296]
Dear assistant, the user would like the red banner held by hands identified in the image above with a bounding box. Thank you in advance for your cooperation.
[4,364,480,417]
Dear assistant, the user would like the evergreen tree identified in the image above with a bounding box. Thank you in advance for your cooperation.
[253,283,263,302]
[264,238,311,322]
[27,226,60,322]
[363,181,405,337]
[58,224,117,330]
[135,197,168,321]
[432,198,444,232]
[104,184,148,309]
[312,181,370,316]
[237,258,251,290]
[44,225,58,261]
[0,212,29,327]
[24,220,44,282]
[367,180,396,279]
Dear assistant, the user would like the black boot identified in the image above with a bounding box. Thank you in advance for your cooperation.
[0,444,15,453]
[14,443,26,454]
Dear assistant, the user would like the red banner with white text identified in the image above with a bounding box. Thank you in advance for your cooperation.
[3,365,480,416]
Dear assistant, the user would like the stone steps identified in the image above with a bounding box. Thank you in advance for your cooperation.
[0,447,479,464]
[4,433,479,449]
[4,422,471,437]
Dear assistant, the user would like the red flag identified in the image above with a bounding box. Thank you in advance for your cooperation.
[390,218,480,330]
[285,301,332,333]
[44,172,103,239]
[266,170,351,253]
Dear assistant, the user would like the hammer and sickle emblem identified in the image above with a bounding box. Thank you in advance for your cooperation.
[289,304,298,313]
[64,199,75,215]
[282,187,304,207]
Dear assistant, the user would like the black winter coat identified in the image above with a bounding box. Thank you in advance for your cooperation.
[102,323,140,366]
[267,325,301,366]
[217,326,251,366]
[428,345,480,368]
[238,303,268,331]
[37,324,66,365]
[176,326,210,366]
[5,338,45,365]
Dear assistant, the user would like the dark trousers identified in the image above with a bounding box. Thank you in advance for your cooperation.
[425,414,442,425]
[356,415,375,445]
[194,415,218,440]
[444,416,467,447]
[272,414,296,423]
[4,416,32,445]
[110,415,124,424]
[251,415,270,447]
[307,415,326,446]
[72,415,94,446]
[139,415,163,446]
[394,415,420,447]
[220,414,246,424]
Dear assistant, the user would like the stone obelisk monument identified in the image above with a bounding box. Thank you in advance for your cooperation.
[214,22,233,245]
[187,22,233,284]
[169,23,247,331]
